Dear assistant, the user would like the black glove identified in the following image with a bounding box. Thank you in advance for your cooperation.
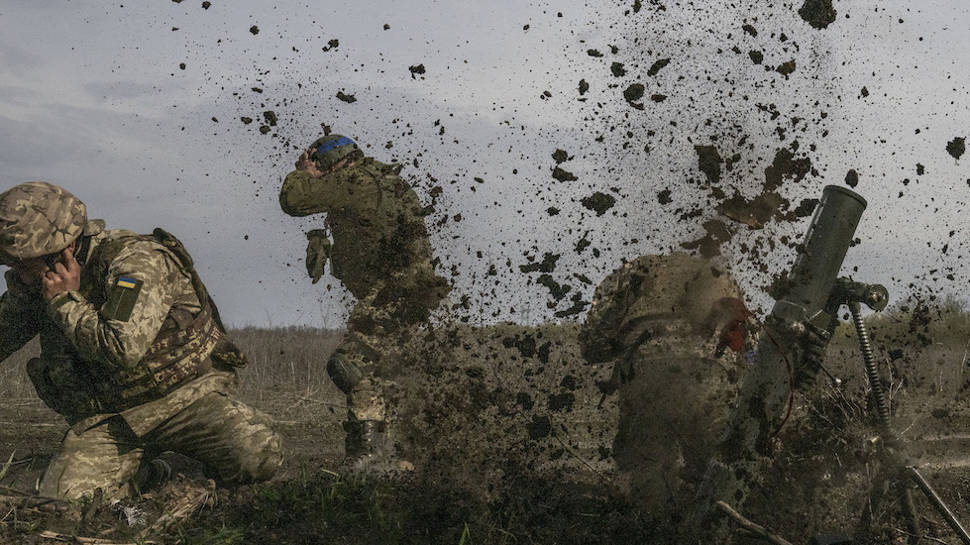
[794,319,834,388]
[305,229,331,284]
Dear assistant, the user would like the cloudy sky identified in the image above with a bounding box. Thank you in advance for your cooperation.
[1,0,968,327]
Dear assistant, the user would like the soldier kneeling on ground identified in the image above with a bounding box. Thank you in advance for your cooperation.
[579,253,755,515]
[0,182,283,500]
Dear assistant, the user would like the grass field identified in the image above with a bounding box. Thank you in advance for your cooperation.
[2,299,970,544]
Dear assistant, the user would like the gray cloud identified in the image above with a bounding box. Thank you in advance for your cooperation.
[0,41,40,74]
[1,1,969,327]
[84,81,163,101]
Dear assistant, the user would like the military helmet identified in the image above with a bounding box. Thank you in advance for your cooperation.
[307,134,361,171]
[0,182,87,262]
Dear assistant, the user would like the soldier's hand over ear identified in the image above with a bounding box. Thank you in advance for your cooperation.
[42,247,81,301]
[305,229,331,284]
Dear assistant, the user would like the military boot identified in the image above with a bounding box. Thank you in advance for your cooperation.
[341,419,413,476]
[133,458,172,495]
[343,419,389,460]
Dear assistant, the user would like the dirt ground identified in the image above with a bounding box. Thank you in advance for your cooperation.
[4,321,970,544]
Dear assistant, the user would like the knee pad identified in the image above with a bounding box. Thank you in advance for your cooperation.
[327,351,363,394]
[241,430,284,482]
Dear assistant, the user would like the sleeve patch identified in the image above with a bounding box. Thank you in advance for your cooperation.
[102,277,143,322]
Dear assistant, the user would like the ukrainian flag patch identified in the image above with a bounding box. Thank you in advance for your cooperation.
[103,276,144,322]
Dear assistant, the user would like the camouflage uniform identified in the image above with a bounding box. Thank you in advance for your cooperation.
[280,156,449,438]
[0,182,282,500]
[580,253,751,513]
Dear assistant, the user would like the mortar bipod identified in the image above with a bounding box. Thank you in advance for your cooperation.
[824,278,970,545]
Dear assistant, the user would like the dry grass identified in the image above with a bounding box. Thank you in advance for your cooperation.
[0,328,345,413]
[1,301,970,544]
[230,327,344,418]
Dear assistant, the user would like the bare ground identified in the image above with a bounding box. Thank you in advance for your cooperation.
[3,322,970,544]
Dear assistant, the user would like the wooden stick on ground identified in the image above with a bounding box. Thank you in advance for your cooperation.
[0,492,70,510]
[715,501,796,545]
[38,530,157,545]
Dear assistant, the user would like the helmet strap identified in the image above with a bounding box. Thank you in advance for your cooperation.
[74,234,92,267]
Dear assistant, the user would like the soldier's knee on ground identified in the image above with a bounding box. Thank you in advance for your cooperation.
[231,425,284,483]
[209,402,284,484]
[39,420,143,501]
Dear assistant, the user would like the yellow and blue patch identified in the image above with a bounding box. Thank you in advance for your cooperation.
[102,276,144,322]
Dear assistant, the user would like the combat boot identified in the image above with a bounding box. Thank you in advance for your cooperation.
[133,458,172,495]
[341,419,413,476]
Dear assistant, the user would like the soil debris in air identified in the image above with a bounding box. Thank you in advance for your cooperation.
[798,0,837,30]
[694,145,723,184]
[776,59,796,76]
[409,64,426,79]
[537,274,571,302]
[336,91,357,103]
[947,137,965,160]
[646,58,670,76]
[551,166,578,182]
[713,147,812,229]
[717,192,785,228]
[519,252,560,274]
[763,147,811,192]
[581,192,617,216]
[845,169,859,188]
[681,219,732,257]
[527,415,551,440]
[623,83,645,109]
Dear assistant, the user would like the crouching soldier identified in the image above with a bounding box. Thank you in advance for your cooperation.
[0,182,283,500]
[579,253,754,514]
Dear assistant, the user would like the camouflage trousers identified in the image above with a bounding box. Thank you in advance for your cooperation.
[39,392,283,500]
[331,264,446,418]
[328,327,400,424]
[610,341,743,514]
[328,301,435,425]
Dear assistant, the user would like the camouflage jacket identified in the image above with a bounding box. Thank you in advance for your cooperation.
[580,254,749,363]
[0,221,230,434]
[279,158,448,301]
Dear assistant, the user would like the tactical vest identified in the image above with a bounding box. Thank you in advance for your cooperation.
[34,228,246,419]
